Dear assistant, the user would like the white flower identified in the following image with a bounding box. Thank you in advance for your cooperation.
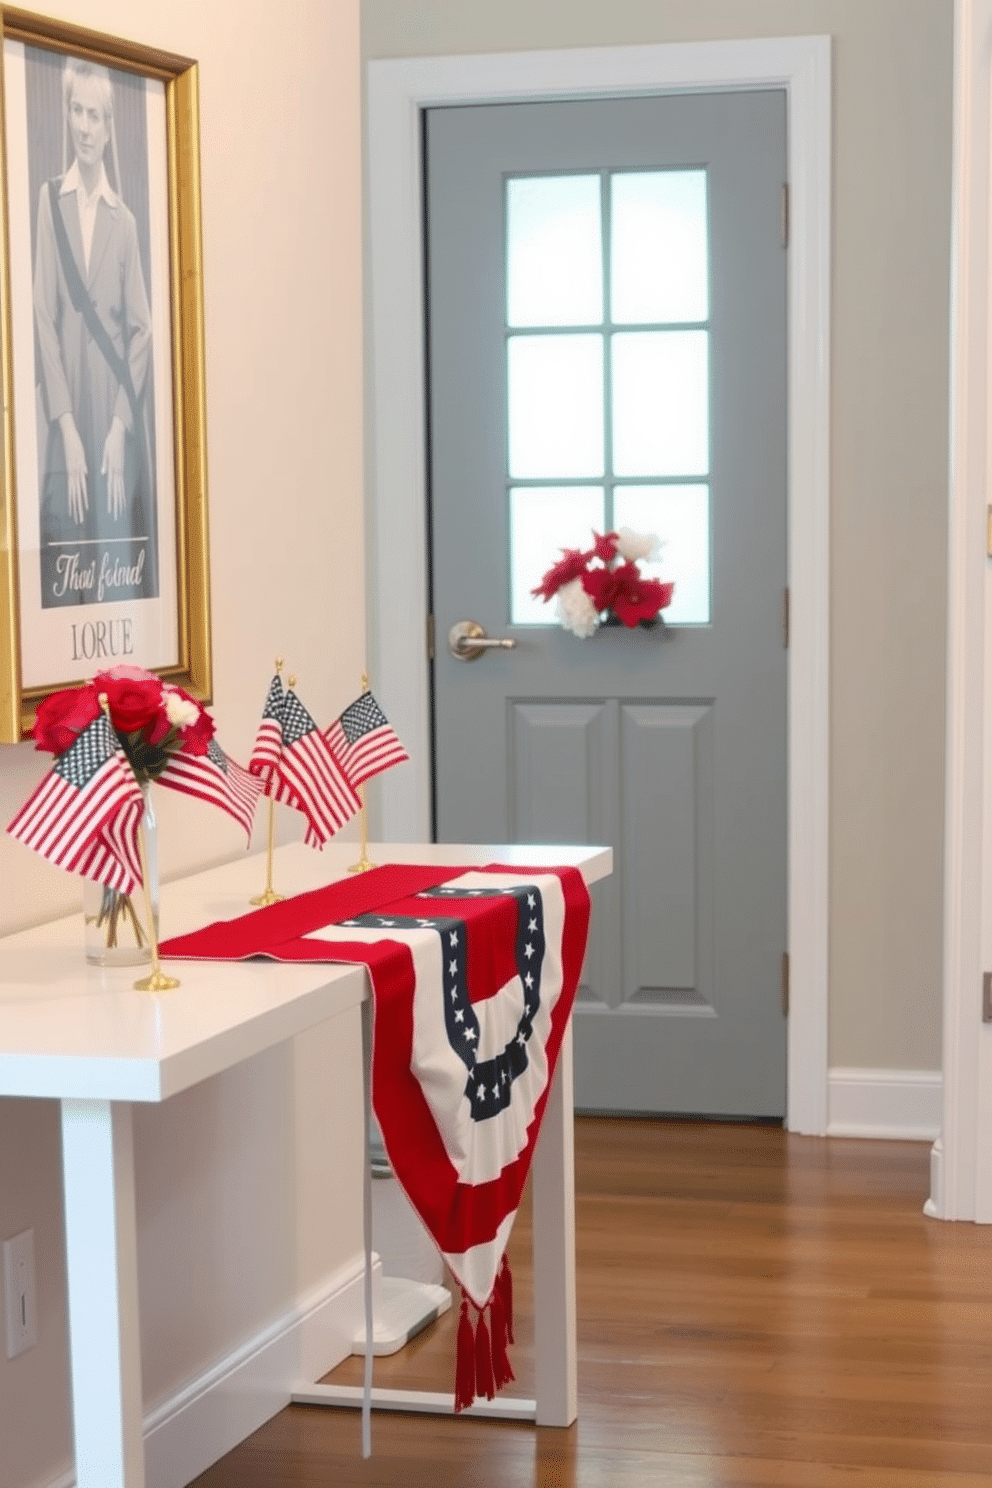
[615,527,662,563]
[164,689,200,729]
[555,578,600,638]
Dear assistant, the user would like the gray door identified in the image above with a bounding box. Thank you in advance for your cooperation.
[426,92,787,1116]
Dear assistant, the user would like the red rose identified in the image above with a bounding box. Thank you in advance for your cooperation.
[32,684,101,755]
[94,667,163,737]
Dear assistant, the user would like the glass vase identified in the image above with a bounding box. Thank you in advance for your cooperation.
[83,783,159,967]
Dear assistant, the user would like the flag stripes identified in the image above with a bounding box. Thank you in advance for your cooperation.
[97,791,145,888]
[248,674,360,846]
[249,674,285,787]
[6,714,144,892]
[326,689,409,790]
[157,741,262,841]
[276,715,360,842]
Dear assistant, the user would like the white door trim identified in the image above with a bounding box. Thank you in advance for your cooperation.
[929,0,992,1221]
[366,36,832,1133]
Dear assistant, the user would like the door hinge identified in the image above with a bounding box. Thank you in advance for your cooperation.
[987,505,992,558]
[427,613,435,661]
[782,587,790,647]
[781,183,790,249]
[781,952,790,1017]
[983,971,992,1023]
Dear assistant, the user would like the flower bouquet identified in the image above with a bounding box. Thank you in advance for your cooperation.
[31,665,215,965]
[531,528,674,638]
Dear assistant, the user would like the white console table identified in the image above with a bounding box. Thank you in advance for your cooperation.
[0,840,610,1488]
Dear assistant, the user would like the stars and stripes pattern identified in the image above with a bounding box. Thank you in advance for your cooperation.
[158,859,591,1414]
[326,689,409,790]
[296,868,580,1302]
[6,713,145,893]
[157,740,262,842]
[416,882,545,1123]
[248,673,285,787]
[250,675,306,817]
[279,687,362,843]
[248,675,362,845]
[286,687,362,843]
[157,863,587,1301]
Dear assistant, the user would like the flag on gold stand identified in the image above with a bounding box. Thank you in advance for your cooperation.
[326,689,409,790]
[249,672,361,845]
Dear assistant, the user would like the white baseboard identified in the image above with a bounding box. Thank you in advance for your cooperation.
[827,1067,942,1140]
[46,1251,376,1488]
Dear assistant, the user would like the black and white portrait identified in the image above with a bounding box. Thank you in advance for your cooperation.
[28,49,158,609]
[4,31,179,694]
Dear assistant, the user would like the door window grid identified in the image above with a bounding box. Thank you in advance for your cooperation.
[506,168,712,627]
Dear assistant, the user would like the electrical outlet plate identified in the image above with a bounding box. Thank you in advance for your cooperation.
[3,1228,37,1359]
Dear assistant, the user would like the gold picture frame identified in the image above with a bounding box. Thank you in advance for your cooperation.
[0,6,210,742]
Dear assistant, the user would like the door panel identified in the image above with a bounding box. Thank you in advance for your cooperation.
[619,702,713,1004]
[508,700,619,1007]
[426,91,787,1115]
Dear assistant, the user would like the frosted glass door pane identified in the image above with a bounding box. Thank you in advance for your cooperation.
[510,486,605,623]
[612,331,708,477]
[508,334,604,478]
[507,175,603,327]
[611,171,708,324]
[614,484,710,624]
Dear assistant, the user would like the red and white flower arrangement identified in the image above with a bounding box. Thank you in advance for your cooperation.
[23,665,218,954]
[531,527,674,637]
[32,663,214,779]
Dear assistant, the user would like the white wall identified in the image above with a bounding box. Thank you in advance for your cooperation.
[0,3,366,1483]
[362,0,954,1076]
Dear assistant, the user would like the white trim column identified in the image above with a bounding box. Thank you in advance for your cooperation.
[531,1024,577,1426]
[931,0,992,1223]
[61,1099,145,1486]
[366,37,832,1133]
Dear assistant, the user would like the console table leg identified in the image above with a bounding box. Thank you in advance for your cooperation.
[531,1023,578,1427]
[61,1099,145,1487]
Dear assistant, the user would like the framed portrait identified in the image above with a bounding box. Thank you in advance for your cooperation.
[0,7,210,742]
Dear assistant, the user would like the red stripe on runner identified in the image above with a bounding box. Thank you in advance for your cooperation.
[159,862,464,959]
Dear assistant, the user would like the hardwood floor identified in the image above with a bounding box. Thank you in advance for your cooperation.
[192,1119,991,1487]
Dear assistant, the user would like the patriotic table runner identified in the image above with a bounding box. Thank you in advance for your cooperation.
[160,861,591,1410]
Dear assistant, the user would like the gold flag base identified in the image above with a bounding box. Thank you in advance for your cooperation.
[250,888,286,905]
[131,810,180,992]
[348,854,376,874]
[134,968,181,992]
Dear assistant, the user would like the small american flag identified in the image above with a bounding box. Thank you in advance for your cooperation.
[249,673,285,788]
[326,690,409,790]
[278,688,361,844]
[157,740,262,841]
[6,713,144,893]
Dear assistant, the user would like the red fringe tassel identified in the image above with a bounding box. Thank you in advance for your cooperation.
[489,1285,515,1389]
[452,1259,517,1412]
[454,1299,477,1413]
[474,1308,495,1400]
